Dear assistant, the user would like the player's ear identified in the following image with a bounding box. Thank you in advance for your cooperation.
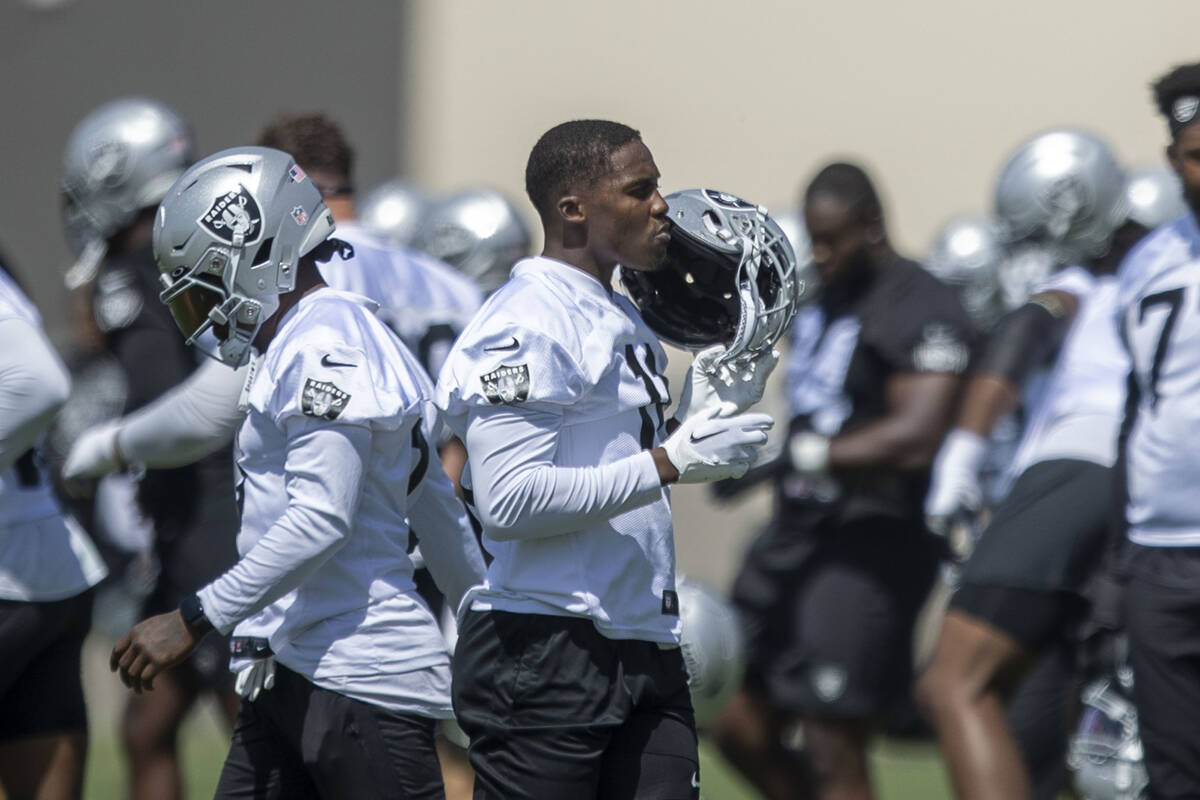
[556,194,586,225]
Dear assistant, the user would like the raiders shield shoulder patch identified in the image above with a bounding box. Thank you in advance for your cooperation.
[301,378,351,420]
[481,364,530,404]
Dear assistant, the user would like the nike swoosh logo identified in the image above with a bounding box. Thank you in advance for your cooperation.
[483,336,520,352]
[321,355,357,368]
[689,430,722,444]
[691,772,700,788]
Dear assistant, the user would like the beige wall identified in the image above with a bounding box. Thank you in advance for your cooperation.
[403,1,1200,589]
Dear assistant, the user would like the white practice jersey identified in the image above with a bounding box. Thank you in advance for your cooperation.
[0,270,106,600]
[320,222,483,379]
[1004,266,1128,483]
[437,257,680,644]
[1116,213,1200,546]
[198,288,459,716]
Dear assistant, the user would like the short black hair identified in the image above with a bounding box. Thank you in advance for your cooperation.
[1152,62,1200,131]
[256,113,354,182]
[525,120,641,219]
[803,161,883,223]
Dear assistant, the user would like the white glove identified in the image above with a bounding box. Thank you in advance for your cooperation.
[924,429,989,536]
[663,408,774,484]
[234,656,276,702]
[63,421,125,480]
[788,431,831,475]
[673,346,781,422]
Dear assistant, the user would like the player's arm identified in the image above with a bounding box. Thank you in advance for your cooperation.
[195,417,370,633]
[64,358,247,479]
[407,457,486,611]
[0,317,71,471]
[464,403,665,541]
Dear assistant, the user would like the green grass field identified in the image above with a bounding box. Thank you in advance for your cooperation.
[83,704,954,799]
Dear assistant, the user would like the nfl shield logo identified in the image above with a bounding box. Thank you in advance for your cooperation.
[291,205,308,226]
[199,185,263,245]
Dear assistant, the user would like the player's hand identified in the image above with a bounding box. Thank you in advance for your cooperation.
[924,429,988,537]
[662,408,774,484]
[63,421,124,481]
[674,346,780,422]
[110,610,200,694]
[234,656,276,702]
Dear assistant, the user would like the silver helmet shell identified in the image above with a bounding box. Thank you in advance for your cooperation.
[416,188,532,295]
[677,576,745,729]
[926,215,1007,329]
[61,97,195,289]
[1124,166,1187,230]
[769,208,813,270]
[621,189,807,365]
[993,129,1128,265]
[153,147,335,367]
[1068,679,1149,800]
[358,179,429,248]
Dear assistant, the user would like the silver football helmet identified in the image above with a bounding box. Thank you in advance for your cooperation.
[1068,679,1149,800]
[926,215,1007,329]
[358,179,429,247]
[416,188,532,294]
[61,97,196,289]
[621,189,807,366]
[677,576,745,729]
[993,129,1128,265]
[153,147,335,367]
[1124,165,1187,230]
[770,208,813,271]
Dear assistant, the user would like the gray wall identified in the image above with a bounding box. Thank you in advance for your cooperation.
[0,0,407,343]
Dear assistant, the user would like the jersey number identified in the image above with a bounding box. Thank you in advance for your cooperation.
[624,344,669,449]
[1132,287,1185,409]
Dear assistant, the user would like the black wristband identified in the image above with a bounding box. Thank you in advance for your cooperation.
[179,593,214,635]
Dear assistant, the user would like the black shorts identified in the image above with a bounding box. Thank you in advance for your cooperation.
[1122,544,1200,799]
[0,589,93,740]
[731,515,941,717]
[952,459,1115,648]
[214,664,443,800]
[453,610,699,800]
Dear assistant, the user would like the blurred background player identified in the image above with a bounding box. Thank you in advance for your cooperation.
[0,251,106,800]
[1111,61,1200,799]
[714,162,973,800]
[358,178,431,250]
[915,129,1144,800]
[415,187,533,296]
[111,145,485,798]
[58,97,241,800]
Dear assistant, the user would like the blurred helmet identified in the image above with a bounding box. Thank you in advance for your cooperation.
[61,97,196,289]
[997,243,1058,311]
[1124,166,1187,229]
[1067,679,1148,800]
[993,129,1128,265]
[358,179,429,247]
[416,187,532,294]
[769,208,813,270]
[153,147,335,367]
[677,576,744,728]
[926,215,1007,329]
[621,189,808,366]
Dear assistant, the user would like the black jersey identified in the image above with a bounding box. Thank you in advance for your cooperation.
[781,257,972,526]
[93,245,237,598]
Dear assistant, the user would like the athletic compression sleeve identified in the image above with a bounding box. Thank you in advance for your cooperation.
[197,420,368,634]
[464,403,663,541]
[973,296,1071,383]
[0,317,70,471]
[407,462,486,611]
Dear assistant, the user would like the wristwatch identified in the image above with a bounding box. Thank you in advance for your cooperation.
[179,593,214,635]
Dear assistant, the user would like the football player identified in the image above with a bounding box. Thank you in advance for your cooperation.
[1112,61,1200,798]
[415,187,532,295]
[109,146,484,798]
[0,253,106,800]
[915,129,1141,800]
[436,120,778,798]
[713,162,972,800]
[59,97,242,800]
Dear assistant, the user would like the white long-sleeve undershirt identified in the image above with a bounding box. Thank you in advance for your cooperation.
[464,403,663,542]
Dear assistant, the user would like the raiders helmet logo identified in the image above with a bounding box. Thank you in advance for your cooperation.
[301,378,351,420]
[87,141,130,188]
[1174,96,1200,125]
[200,185,263,244]
[481,364,530,404]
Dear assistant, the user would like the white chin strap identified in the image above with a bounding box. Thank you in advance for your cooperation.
[64,239,108,290]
